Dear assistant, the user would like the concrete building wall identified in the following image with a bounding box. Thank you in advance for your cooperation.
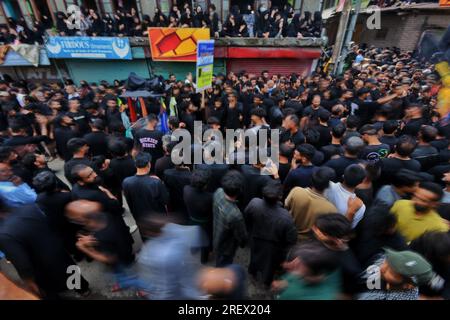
[356,11,450,51]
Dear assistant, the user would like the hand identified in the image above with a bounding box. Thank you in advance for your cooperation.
[9,175,22,186]
[271,280,288,292]
[290,157,298,170]
[347,196,363,218]
[98,186,117,200]
[179,122,186,128]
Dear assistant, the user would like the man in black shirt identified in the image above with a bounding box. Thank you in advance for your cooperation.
[83,118,109,157]
[66,98,90,136]
[411,125,440,171]
[70,164,124,217]
[164,164,192,220]
[359,124,391,162]
[0,203,89,298]
[401,104,428,137]
[183,169,213,263]
[54,114,78,161]
[324,136,365,182]
[301,94,327,129]
[280,114,305,147]
[314,109,332,149]
[108,139,136,203]
[133,114,164,171]
[64,138,93,184]
[380,135,421,186]
[122,152,168,225]
[321,123,345,162]
[379,120,399,151]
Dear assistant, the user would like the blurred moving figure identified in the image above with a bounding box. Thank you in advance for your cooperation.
[137,216,205,300]
[197,264,247,300]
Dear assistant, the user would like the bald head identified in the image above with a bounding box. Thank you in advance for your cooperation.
[197,267,237,297]
[65,200,102,224]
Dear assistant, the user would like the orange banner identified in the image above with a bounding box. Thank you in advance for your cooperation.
[440,0,450,6]
[148,28,210,62]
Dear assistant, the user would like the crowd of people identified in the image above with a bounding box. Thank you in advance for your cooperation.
[0,3,323,45]
[0,41,449,300]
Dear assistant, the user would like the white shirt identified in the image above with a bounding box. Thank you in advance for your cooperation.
[324,182,365,228]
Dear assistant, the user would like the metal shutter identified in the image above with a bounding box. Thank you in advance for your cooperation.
[227,58,312,77]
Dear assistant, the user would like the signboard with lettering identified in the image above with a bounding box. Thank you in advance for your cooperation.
[45,36,132,60]
[196,40,215,92]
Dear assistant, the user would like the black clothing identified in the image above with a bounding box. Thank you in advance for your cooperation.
[321,144,344,162]
[324,156,361,182]
[64,157,93,185]
[163,168,192,218]
[134,128,164,168]
[83,131,109,157]
[0,205,85,296]
[71,183,124,217]
[122,175,169,221]
[55,126,78,161]
[244,198,297,285]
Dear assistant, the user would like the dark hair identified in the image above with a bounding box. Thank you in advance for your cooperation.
[134,152,152,169]
[21,153,38,171]
[410,232,450,268]
[344,136,365,156]
[395,135,417,157]
[419,181,444,201]
[286,114,300,126]
[314,213,352,238]
[318,109,331,122]
[280,142,295,158]
[296,143,316,161]
[392,169,420,188]
[67,138,87,155]
[9,119,25,134]
[343,164,366,188]
[359,124,377,136]
[221,170,244,198]
[90,118,105,131]
[191,169,211,190]
[346,115,360,129]
[331,123,346,138]
[146,113,159,123]
[291,242,340,277]
[32,171,57,193]
[366,203,398,237]
[304,128,320,145]
[419,125,438,143]
[109,121,125,134]
[250,107,267,119]
[0,147,13,163]
[168,116,180,128]
[108,139,127,157]
[262,180,282,205]
[70,164,89,183]
[312,167,336,192]
[383,120,399,134]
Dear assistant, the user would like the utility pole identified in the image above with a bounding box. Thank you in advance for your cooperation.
[337,0,362,75]
[331,0,352,75]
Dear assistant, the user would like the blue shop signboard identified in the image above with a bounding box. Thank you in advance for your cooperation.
[46,36,132,60]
